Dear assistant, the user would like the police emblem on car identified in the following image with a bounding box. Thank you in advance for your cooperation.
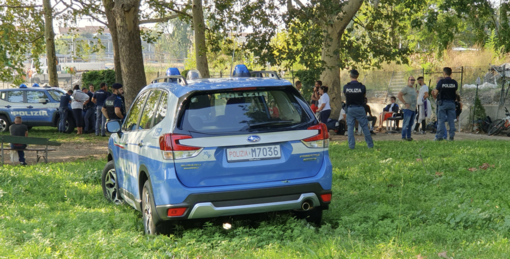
[247,135,261,142]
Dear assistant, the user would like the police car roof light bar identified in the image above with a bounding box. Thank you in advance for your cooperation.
[250,71,280,80]
[151,75,188,86]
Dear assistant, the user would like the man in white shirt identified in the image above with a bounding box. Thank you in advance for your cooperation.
[414,76,431,134]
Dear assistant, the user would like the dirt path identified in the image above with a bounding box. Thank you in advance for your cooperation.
[2,131,508,165]
[330,130,510,142]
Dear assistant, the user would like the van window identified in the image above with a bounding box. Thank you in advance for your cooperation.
[152,92,168,126]
[27,91,49,103]
[139,90,162,130]
[6,91,24,103]
[179,88,309,134]
[122,91,149,131]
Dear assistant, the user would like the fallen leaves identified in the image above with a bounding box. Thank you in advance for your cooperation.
[416,254,426,259]
[416,158,422,162]
[435,172,443,177]
[467,163,495,172]
[437,251,448,258]
[479,163,495,170]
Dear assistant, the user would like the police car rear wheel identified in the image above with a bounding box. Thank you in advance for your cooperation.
[142,181,159,235]
[0,115,10,132]
[101,161,122,204]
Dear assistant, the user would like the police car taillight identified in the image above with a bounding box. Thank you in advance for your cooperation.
[159,134,203,160]
[301,123,329,148]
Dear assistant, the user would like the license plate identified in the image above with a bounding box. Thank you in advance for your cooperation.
[227,145,281,162]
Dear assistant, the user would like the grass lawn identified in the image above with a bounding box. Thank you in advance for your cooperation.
[0,126,109,143]
[1,140,510,258]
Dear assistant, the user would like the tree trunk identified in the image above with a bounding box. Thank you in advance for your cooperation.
[113,0,146,108]
[320,0,363,118]
[103,0,123,84]
[192,0,210,78]
[43,0,58,86]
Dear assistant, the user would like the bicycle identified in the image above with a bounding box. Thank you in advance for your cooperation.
[488,107,510,136]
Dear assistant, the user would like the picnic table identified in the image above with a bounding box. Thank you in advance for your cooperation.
[0,136,61,165]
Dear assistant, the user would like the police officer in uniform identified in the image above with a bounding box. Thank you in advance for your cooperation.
[343,69,374,149]
[92,82,111,136]
[58,90,73,133]
[102,83,125,123]
[432,67,458,141]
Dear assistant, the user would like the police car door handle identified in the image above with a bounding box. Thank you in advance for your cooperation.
[27,106,33,109]
[138,141,144,147]
[4,105,10,108]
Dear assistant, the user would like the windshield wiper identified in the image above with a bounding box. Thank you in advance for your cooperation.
[247,120,295,128]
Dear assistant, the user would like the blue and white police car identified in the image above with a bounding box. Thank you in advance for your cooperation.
[0,85,75,133]
[102,65,333,234]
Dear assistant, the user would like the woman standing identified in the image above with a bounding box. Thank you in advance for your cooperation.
[71,85,90,135]
[316,86,331,124]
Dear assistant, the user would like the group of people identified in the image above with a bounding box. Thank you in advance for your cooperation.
[397,67,460,141]
[303,67,461,150]
[58,82,126,136]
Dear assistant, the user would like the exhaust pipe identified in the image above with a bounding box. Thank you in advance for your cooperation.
[301,201,312,211]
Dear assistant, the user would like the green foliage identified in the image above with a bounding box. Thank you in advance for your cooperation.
[81,70,116,90]
[2,141,510,257]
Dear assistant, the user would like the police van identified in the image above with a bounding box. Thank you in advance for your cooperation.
[102,65,333,234]
[0,85,75,133]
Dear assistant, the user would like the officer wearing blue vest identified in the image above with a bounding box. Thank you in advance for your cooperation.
[58,90,73,133]
[433,67,458,141]
[102,83,125,123]
[343,69,374,149]
[92,82,111,136]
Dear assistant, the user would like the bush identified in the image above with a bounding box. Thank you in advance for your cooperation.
[81,70,116,91]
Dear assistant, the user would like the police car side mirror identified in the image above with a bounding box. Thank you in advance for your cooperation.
[106,120,122,135]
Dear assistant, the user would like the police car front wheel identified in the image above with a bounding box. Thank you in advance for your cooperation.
[0,115,10,132]
[101,161,122,204]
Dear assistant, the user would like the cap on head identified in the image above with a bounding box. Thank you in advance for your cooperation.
[112,83,123,89]
[350,69,359,78]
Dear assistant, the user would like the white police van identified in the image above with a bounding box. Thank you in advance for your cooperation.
[102,65,333,234]
[0,85,75,132]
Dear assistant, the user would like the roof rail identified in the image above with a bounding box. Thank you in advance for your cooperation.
[250,71,280,80]
[151,75,188,85]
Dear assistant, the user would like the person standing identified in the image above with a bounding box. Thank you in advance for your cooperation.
[343,69,374,149]
[88,84,95,94]
[10,116,28,166]
[311,80,321,105]
[415,76,431,134]
[71,85,90,135]
[433,67,458,141]
[316,86,331,123]
[295,81,302,94]
[398,77,418,141]
[92,82,110,136]
[83,87,95,134]
[58,90,72,133]
[102,83,126,122]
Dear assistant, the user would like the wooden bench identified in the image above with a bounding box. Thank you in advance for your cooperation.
[0,136,61,164]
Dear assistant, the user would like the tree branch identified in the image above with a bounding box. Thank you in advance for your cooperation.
[29,34,44,44]
[0,5,41,8]
[157,2,193,19]
[139,14,180,24]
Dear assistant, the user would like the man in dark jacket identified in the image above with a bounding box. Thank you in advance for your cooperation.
[378,96,399,129]
[58,90,72,133]
[10,116,28,165]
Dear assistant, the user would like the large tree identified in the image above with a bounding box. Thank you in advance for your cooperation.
[43,0,58,86]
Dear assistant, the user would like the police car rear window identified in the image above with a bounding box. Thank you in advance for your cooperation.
[179,88,309,133]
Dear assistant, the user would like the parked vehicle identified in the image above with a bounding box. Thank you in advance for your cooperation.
[0,86,75,133]
[101,65,333,234]
[488,107,510,136]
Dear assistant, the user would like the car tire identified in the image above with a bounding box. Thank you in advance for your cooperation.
[142,180,159,235]
[60,116,76,134]
[0,115,10,133]
[292,208,323,226]
[101,160,122,204]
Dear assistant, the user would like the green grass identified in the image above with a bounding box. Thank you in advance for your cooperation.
[0,126,109,143]
[1,140,510,258]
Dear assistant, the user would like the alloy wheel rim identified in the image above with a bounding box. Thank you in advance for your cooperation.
[0,119,6,131]
[144,189,153,234]
[104,169,117,201]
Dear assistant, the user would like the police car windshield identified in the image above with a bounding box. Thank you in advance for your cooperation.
[179,88,310,134]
